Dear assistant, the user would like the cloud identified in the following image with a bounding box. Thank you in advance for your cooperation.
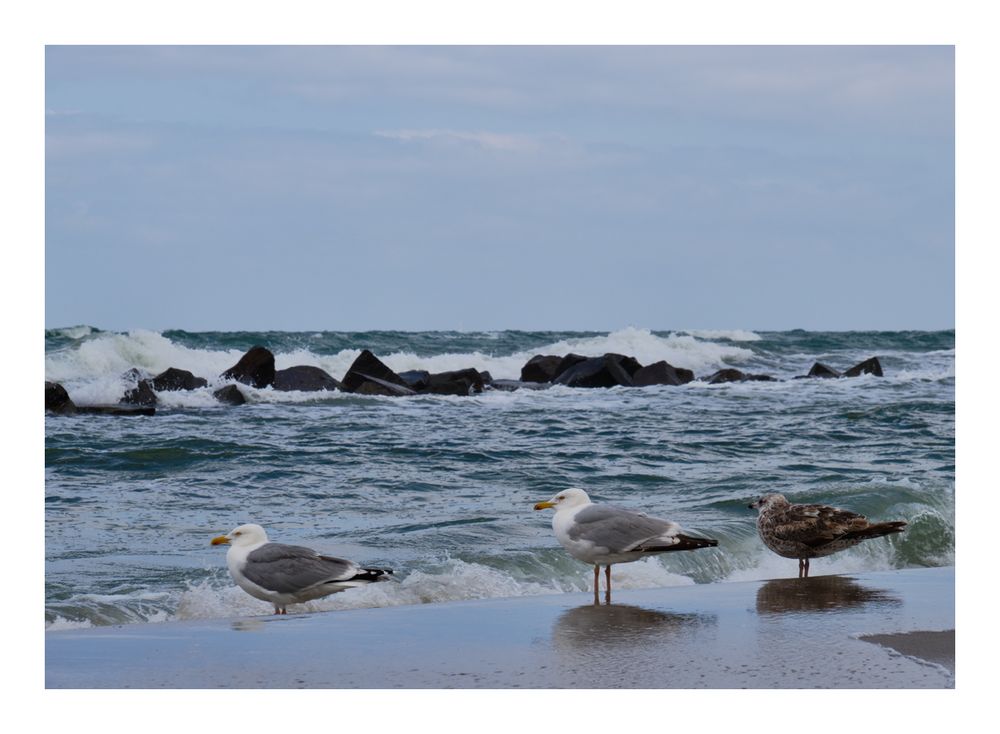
[45,129,156,158]
[373,128,550,153]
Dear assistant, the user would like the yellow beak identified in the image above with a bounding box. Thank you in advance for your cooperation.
[211,535,231,546]
[534,501,555,510]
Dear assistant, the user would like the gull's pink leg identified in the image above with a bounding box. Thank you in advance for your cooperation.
[605,565,612,603]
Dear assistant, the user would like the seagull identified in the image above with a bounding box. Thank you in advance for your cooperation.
[211,523,392,614]
[534,488,718,602]
[748,493,907,578]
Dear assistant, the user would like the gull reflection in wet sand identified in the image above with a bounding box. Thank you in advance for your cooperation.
[552,603,715,650]
[755,575,901,616]
[230,618,267,632]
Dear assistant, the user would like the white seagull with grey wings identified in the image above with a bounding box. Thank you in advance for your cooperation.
[211,523,392,614]
[534,488,718,601]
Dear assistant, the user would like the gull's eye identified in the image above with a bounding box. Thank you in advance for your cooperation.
[233,531,242,536]
[557,495,565,500]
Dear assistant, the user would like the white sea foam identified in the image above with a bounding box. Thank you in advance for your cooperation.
[45,616,95,631]
[46,540,922,630]
[723,540,899,583]
[678,329,762,342]
[49,325,97,340]
[59,557,699,628]
[520,327,755,377]
[171,559,573,622]
[44,326,756,393]
[45,329,247,384]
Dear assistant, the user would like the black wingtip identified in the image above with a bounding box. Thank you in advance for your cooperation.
[639,535,719,552]
[353,567,394,582]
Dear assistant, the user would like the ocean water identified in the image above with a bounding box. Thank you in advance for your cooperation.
[44,326,955,629]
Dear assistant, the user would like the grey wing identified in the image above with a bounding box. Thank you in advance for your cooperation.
[242,543,360,594]
[568,505,680,553]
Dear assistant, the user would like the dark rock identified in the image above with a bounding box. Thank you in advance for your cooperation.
[705,368,745,384]
[520,355,563,383]
[341,350,412,395]
[151,367,208,391]
[479,371,494,386]
[424,368,485,396]
[213,385,246,405]
[222,346,275,388]
[609,353,643,377]
[744,373,777,382]
[398,370,431,391]
[807,362,841,379]
[122,379,157,406]
[554,353,588,380]
[273,366,342,392]
[554,354,634,388]
[488,379,552,392]
[632,361,694,387]
[844,357,884,377]
[76,405,156,416]
[352,375,416,397]
[45,381,76,414]
[704,368,776,384]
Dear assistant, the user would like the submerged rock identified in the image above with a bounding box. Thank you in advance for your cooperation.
[151,367,208,391]
[76,405,156,416]
[844,357,884,377]
[488,379,552,392]
[424,368,485,396]
[352,375,416,397]
[273,366,342,392]
[49,378,155,415]
[632,360,695,387]
[45,381,76,414]
[213,385,246,405]
[807,362,841,379]
[704,368,776,384]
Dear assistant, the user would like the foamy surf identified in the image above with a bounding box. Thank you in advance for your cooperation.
[45,326,761,388]
[44,326,956,395]
[46,556,708,629]
[44,544,935,630]
[525,327,757,376]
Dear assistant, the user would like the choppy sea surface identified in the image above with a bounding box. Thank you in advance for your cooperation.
[44,326,955,629]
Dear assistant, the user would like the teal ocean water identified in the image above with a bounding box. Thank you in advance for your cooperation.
[44,326,955,629]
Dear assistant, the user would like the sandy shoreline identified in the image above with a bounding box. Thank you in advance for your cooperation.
[45,566,954,688]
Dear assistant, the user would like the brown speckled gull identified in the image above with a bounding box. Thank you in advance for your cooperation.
[748,493,906,578]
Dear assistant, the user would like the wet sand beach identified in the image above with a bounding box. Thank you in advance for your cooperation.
[45,566,954,688]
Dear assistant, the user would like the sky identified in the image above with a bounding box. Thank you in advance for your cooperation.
[44,45,955,332]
